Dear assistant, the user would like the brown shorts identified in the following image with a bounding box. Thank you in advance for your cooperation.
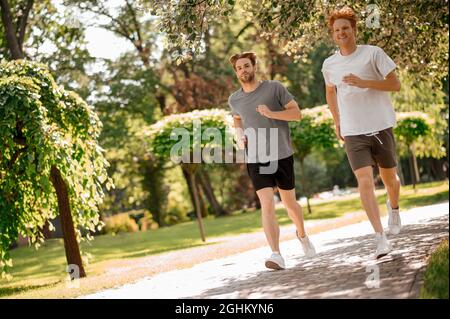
[344,127,398,171]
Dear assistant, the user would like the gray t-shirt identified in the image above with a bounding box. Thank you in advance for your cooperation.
[228,80,295,163]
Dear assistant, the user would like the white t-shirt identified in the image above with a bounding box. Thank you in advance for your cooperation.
[321,45,397,136]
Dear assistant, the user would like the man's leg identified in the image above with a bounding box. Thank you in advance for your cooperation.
[278,188,306,238]
[354,166,384,233]
[379,167,400,209]
[256,187,280,253]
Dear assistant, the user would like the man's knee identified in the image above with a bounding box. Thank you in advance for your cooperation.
[283,199,300,212]
[260,198,274,208]
[384,173,400,188]
[258,194,275,211]
[355,172,374,190]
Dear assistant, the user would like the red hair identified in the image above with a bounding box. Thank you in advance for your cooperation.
[327,6,357,32]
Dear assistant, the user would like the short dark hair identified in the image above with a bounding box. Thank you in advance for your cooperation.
[229,52,257,70]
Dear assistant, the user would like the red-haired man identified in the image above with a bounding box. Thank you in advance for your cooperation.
[322,7,402,259]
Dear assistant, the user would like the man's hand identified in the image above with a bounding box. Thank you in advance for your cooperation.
[256,104,272,118]
[342,73,367,88]
[335,124,344,141]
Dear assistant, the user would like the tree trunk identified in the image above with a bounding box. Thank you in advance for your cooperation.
[182,167,207,218]
[197,169,229,216]
[50,166,86,278]
[195,176,208,218]
[182,168,197,212]
[16,0,34,49]
[409,145,420,189]
[299,158,312,214]
[182,164,205,242]
[411,152,420,185]
[397,159,405,186]
[0,0,24,59]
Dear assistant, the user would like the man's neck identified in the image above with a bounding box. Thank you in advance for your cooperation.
[339,43,357,56]
[241,79,261,93]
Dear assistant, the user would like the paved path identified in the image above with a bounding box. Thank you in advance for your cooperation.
[81,203,448,299]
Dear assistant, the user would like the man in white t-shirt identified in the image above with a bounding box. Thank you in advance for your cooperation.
[321,6,402,259]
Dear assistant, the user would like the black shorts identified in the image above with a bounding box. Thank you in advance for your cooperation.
[246,155,295,192]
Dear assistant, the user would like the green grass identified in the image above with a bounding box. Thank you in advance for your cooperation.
[420,239,449,299]
[1,181,448,298]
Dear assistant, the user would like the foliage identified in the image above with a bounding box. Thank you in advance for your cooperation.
[102,213,139,235]
[420,239,449,299]
[0,60,113,277]
[394,112,432,156]
[92,54,162,215]
[147,108,235,162]
[98,115,152,213]
[294,152,331,199]
[163,166,192,225]
[0,0,94,96]
[147,0,236,64]
[393,72,448,159]
[154,0,448,88]
[290,104,338,161]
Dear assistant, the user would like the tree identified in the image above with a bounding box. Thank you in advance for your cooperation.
[153,0,448,88]
[0,60,113,279]
[66,0,231,218]
[392,71,448,159]
[392,71,448,185]
[92,54,165,219]
[289,105,338,213]
[394,112,432,189]
[0,0,32,59]
[148,109,234,241]
[1,0,93,95]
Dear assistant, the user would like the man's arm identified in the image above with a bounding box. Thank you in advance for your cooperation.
[233,115,247,149]
[256,100,301,121]
[325,84,344,141]
[343,70,401,92]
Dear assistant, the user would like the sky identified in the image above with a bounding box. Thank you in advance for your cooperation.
[50,0,139,60]
[84,27,135,60]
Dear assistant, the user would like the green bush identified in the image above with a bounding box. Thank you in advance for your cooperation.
[102,213,139,235]
[420,239,449,299]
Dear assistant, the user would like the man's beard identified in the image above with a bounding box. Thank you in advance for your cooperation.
[239,72,255,83]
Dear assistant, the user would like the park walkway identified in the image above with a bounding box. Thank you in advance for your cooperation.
[81,203,448,299]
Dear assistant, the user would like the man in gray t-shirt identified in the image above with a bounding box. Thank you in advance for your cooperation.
[228,52,316,270]
[228,80,294,163]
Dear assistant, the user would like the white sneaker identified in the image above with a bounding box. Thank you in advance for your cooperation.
[387,200,401,235]
[296,232,316,258]
[265,252,285,270]
[375,232,392,259]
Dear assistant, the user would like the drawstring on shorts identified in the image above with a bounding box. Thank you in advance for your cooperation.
[365,131,383,145]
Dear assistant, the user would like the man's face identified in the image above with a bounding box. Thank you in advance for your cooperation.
[332,18,356,47]
[235,58,255,83]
